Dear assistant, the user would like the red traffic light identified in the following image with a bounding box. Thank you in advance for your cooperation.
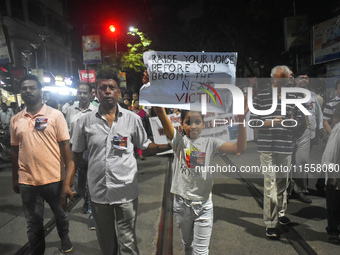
[109,25,116,33]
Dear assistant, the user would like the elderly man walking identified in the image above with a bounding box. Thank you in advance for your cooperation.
[250,66,304,239]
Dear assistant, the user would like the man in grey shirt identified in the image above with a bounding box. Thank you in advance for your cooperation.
[61,70,170,255]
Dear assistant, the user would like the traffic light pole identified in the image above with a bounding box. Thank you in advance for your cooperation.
[109,25,118,56]
[115,38,118,56]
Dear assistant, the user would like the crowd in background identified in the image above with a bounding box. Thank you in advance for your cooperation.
[3,70,340,254]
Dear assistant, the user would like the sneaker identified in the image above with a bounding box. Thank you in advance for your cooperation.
[266,228,280,239]
[61,236,73,253]
[81,201,89,214]
[297,192,312,204]
[279,216,291,226]
[88,214,96,230]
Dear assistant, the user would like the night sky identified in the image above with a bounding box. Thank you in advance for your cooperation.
[67,0,151,56]
[67,0,340,77]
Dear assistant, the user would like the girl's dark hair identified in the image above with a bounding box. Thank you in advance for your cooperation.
[180,110,189,122]
[180,110,204,123]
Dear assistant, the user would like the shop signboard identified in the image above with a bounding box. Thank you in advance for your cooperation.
[0,24,11,64]
[79,69,95,83]
[313,16,340,64]
[82,35,102,65]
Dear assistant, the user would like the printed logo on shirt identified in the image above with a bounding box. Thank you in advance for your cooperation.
[112,136,128,150]
[185,145,200,168]
[35,118,48,130]
[305,102,314,111]
[190,151,206,167]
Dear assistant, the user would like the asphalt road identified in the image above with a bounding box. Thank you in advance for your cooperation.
[1,141,338,255]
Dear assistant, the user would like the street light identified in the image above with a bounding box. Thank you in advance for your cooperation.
[38,34,48,66]
[30,43,41,69]
[22,50,32,74]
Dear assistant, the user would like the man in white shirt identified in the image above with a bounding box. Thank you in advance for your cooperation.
[292,73,324,204]
[65,82,97,230]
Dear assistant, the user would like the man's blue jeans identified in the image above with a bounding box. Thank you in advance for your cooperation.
[19,181,69,255]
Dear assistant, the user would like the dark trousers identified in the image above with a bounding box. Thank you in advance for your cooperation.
[326,187,340,236]
[20,181,69,255]
[74,150,91,212]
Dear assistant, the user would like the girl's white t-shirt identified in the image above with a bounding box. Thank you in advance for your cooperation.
[170,128,224,202]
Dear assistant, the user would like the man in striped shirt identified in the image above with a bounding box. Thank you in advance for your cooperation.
[250,65,304,239]
[323,79,340,135]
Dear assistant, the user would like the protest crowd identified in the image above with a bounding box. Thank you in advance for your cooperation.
[5,60,340,255]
